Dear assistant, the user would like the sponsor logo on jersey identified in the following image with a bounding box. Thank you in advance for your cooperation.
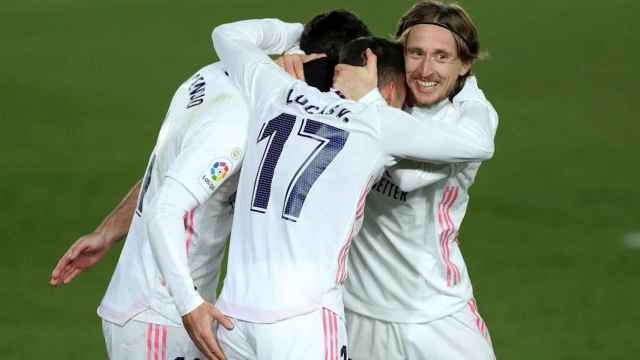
[372,173,408,202]
[200,158,233,192]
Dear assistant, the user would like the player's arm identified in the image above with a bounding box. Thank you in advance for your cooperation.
[144,179,230,360]
[357,80,496,163]
[49,179,141,286]
[377,99,495,163]
[146,102,247,360]
[387,161,452,192]
[337,51,496,163]
[212,18,304,109]
[144,180,202,316]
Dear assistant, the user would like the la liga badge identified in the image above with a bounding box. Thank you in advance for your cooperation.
[201,158,233,191]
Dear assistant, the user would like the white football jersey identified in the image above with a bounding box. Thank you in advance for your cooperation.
[344,77,499,323]
[212,19,495,323]
[98,62,248,326]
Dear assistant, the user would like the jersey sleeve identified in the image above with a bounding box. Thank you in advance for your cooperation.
[144,178,204,316]
[377,99,497,163]
[387,160,452,192]
[165,94,249,204]
[212,19,304,116]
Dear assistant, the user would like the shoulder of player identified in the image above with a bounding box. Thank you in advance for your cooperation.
[176,62,237,92]
[170,64,246,112]
[452,76,496,112]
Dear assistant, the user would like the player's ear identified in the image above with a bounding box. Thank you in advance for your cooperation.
[459,61,472,77]
[379,81,394,104]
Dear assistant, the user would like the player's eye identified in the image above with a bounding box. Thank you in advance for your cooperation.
[407,48,424,58]
[435,53,451,63]
[436,51,458,64]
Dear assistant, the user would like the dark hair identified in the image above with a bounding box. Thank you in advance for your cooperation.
[338,36,405,88]
[300,10,371,63]
[302,58,336,92]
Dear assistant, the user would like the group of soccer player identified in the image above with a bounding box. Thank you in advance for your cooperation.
[49,1,499,359]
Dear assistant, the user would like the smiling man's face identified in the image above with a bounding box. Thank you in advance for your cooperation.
[404,24,471,107]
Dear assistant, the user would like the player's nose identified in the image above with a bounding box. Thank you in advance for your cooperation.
[418,57,434,77]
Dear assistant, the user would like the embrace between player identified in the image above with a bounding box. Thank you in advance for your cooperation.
[50,2,498,359]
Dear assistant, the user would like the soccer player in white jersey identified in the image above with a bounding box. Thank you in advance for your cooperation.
[334,2,500,359]
[50,11,373,360]
[211,17,494,359]
[91,64,245,360]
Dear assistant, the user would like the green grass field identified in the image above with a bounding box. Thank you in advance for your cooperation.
[1,0,638,358]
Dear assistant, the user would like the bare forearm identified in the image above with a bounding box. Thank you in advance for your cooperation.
[95,179,141,246]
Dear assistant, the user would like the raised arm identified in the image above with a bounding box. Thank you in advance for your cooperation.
[212,19,303,108]
[49,179,141,286]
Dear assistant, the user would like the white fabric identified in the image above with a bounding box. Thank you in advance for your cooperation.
[98,62,249,326]
[102,319,205,360]
[344,77,499,324]
[211,19,496,324]
[145,178,204,316]
[217,308,347,360]
[345,304,495,360]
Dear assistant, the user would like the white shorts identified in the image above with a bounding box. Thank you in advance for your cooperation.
[102,319,205,360]
[217,308,347,360]
[346,302,495,360]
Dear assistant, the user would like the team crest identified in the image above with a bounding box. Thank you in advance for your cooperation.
[200,158,233,192]
[230,147,243,160]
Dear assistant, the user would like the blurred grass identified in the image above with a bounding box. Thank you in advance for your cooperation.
[0,0,638,358]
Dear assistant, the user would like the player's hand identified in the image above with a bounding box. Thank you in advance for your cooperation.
[182,302,234,360]
[275,53,327,81]
[333,48,378,101]
[49,231,112,286]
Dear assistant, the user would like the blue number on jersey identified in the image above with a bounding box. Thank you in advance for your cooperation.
[251,113,296,213]
[251,113,349,221]
[283,118,348,221]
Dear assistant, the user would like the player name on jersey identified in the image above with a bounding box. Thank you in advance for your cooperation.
[187,73,206,109]
[285,88,351,122]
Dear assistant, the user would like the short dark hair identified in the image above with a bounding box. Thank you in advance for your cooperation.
[300,10,371,63]
[302,58,335,92]
[338,36,405,88]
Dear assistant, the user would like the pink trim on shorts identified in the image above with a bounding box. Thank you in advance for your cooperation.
[162,325,168,360]
[147,323,153,360]
[322,309,329,360]
[438,186,461,286]
[154,324,160,360]
[146,324,169,360]
[322,309,339,360]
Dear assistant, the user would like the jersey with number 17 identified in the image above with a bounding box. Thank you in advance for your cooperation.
[212,19,495,323]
